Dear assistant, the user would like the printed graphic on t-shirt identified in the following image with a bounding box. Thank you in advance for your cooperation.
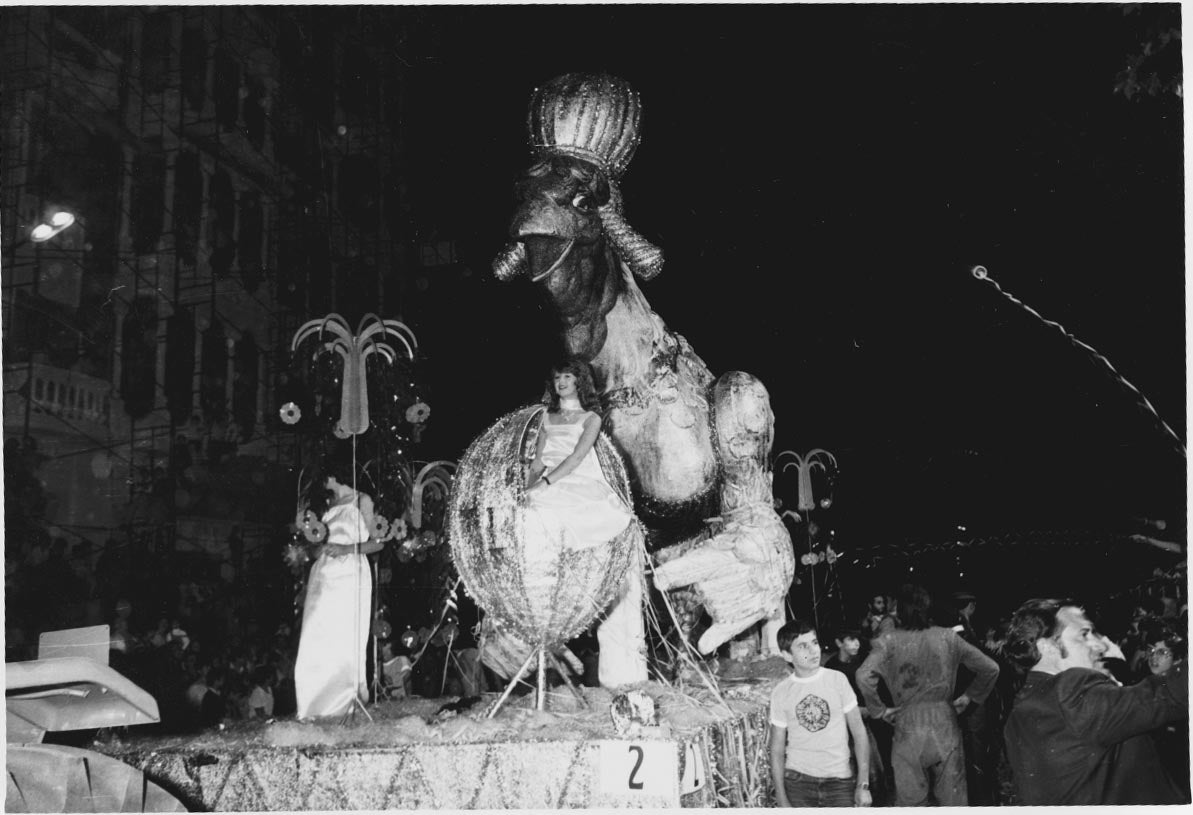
[795,693,831,732]
[898,662,922,692]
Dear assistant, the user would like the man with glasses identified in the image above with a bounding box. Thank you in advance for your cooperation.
[1003,599,1189,804]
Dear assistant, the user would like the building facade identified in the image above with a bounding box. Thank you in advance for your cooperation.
[2,7,414,589]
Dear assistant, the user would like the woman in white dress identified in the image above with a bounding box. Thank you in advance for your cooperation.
[523,359,646,687]
[294,463,384,720]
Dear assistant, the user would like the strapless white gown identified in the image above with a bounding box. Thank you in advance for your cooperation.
[294,500,372,719]
[525,419,635,549]
[525,418,646,687]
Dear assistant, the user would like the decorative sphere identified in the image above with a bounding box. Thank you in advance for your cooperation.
[447,405,638,649]
[400,628,417,649]
[820,497,832,509]
[372,619,392,639]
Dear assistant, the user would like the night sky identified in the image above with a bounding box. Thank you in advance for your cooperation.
[323,5,1183,608]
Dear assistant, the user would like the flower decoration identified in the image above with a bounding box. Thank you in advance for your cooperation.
[800,553,816,566]
[369,515,390,540]
[405,401,431,424]
[303,520,328,543]
[280,402,302,424]
[283,542,311,569]
[388,517,407,541]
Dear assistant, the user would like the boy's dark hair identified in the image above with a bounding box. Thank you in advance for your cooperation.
[832,628,862,644]
[777,618,817,652]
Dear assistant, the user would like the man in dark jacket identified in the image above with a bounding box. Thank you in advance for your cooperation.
[1003,598,1189,805]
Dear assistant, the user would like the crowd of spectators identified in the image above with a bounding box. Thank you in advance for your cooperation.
[7,515,1187,804]
[5,527,300,734]
[806,581,1188,807]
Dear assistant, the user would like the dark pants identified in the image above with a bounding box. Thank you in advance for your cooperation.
[783,770,855,807]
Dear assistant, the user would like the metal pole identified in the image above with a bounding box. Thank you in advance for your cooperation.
[485,648,538,719]
[535,648,547,710]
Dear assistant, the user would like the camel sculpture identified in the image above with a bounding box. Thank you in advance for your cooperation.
[492,73,794,655]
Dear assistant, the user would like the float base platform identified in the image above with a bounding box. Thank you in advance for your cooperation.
[93,658,787,810]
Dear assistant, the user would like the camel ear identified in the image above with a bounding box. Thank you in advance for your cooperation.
[492,241,527,281]
[600,205,663,281]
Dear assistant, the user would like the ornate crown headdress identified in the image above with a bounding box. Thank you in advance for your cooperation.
[495,73,663,282]
[528,73,642,180]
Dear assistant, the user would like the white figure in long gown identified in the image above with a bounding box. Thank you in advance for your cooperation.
[294,480,380,719]
[523,366,648,688]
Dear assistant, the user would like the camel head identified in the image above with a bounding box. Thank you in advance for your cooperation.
[507,154,616,307]
[492,73,664,326]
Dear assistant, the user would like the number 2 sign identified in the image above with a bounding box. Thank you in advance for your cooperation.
[597,740,678,801]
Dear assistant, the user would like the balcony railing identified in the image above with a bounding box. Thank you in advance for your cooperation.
[2,360,127,440]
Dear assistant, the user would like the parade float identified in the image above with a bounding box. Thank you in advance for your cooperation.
[91,73,794,810]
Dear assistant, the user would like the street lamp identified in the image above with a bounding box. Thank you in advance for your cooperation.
[776,448,838,516]
[29,210,76,243]
[776,448,840,628]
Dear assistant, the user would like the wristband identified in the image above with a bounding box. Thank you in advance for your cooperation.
[544,474,552,485]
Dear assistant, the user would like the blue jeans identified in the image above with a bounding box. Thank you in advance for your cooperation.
[783,770,855,807]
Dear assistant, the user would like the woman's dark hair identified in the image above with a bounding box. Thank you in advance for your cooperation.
[896,584,933,631]
[777,618,818,653]
[307,450,361,516]
[545,358,602,414]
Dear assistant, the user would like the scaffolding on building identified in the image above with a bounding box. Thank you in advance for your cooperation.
[2,6,411,570]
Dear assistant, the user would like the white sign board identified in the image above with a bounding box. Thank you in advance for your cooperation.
[597,739,679,803]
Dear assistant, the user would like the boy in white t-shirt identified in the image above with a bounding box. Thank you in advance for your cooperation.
[769,619,871,807]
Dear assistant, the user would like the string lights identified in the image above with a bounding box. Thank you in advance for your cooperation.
[971,265,1185,458]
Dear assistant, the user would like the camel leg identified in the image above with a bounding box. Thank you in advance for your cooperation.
[696,617,757,655]
[761,604,786,655]
[652,544,739,591]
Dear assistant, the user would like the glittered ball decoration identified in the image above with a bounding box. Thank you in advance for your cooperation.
[372,619,393,639]
[610,690,658,736]
[280,402,301,424]
[447,405,639,650]
[820,497,833,509]
[400,628,417,649]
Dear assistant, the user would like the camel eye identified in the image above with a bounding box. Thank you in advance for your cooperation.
[572,193,594,211]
